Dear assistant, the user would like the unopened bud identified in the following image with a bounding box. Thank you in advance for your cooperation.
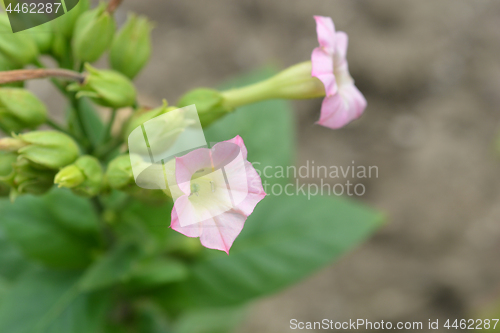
[110,14,154,79]
[0,88,47,133]
[0,131,79,170]
[0,14,39,66]
[68,64,136,108]
[28,24,53,54]
[0,151,16,197]
[52,0,90,38]
[55,155,103,197]
[123,100,177,139]
[177,88,231,127]
[6,157,56,199]
[105,154,135,190]
[0,53,23,88]
[72,3,116,63]
[105,154,169,203]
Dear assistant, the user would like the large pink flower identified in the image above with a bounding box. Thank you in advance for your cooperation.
[170,135,266,254]
[312,16,367,129]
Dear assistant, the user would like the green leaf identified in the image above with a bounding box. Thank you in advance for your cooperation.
[0,188,100,269]
[155,193,383,309]
[0,228,33,282]
[204,67,295,185]
[79,242,139,292]
[172,306,247,333]
[127,257,188,290]
[0,267,111,333]
[78,97,106,146]
[118,200,174,254]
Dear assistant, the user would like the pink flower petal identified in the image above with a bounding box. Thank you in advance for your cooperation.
[334,31,349,64]
[313,16,335,53]
[171,196,203,237]
[311,16,367,129]
[311,48,337,97]
[199,211,246,254]
[317,84,367,129]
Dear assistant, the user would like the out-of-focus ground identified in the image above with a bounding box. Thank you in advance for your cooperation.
[33,0,500,331]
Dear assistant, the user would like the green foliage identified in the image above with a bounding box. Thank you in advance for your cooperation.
[0,188,100,269]
[0,267,111,333]
[155,194,382,310]
[79,242,140,292]
[173,306,248,333]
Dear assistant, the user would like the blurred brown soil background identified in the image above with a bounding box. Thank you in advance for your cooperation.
[26,0,500,332]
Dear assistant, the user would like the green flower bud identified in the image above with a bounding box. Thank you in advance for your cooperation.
[0,14,39,66]
[0,53,23,88]
[105,154,167,203]
[123,100,177,139]
[72,3,116,63]
[1,157,56,200]
[110,14,154,79]
[52,0,90,38]
[0,131,79,170]
[68,64,136,108]
[27,24,53,54]
[105,154,135,190]
[0,88,47,133]
[54,165,84,188]
[177,88,232,127]
[0,151,16,197]
[55,155,103,197]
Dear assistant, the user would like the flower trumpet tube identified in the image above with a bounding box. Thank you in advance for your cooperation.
[221,61,325,109]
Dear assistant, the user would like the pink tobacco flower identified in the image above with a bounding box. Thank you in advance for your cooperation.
[311,16,367,129]
[170,135,266,254]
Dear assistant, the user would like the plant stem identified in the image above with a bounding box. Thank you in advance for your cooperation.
[95,138,123,160]
[106,0,124,13]
[68,93,92,153]
[103,109,118,143]
[45,119,73,137]
[0,68,85,85]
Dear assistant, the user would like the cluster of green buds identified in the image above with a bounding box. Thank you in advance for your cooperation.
[0,131,79,199]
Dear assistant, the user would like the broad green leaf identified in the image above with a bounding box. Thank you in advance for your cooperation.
[119,200,174,253]
[0,188,100,269]
[127,257,188,290]
[155,193,383,309]
[0,228,32,282]
[172,306,247,333]
[79,242,139,292]
[204,68,295,186]
[0,267,111,333]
